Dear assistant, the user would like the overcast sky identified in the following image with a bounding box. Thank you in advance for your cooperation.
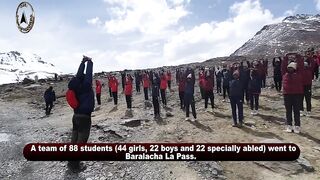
[0,0,319,73]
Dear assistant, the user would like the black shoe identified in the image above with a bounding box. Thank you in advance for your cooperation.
[232,124,238,127]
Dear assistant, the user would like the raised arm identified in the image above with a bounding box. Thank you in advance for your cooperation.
[84,60,93,85]
[281,56,289,76]
[76,61,85,78]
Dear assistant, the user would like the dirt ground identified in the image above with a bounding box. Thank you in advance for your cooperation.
[0,77,319,180]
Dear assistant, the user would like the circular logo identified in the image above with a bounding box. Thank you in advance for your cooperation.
[16,2,35,33]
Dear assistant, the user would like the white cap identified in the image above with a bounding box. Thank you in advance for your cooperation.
[287,62,297,70]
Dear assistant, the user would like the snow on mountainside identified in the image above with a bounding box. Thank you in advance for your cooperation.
[232,14,320,57]
[0,51,62,85]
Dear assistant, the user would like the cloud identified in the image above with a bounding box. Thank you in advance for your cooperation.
[284,4,300,16]
[90,0,190,35]
[87,17,102,26]
[163,0,283,64]
[315,0,320,11]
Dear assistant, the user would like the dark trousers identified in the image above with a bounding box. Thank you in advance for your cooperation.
[69,114,91,167]
[152,97,160,117]
[168,80,171,89]
[249,93,259,110]
[223,86,229,99]
[301,85,312,112]
[216,81,222,94]
[109,87,112,97]
[160,89,167,106]
[242,87,249,103]
[179,91,185,109]
[274,77,282,92]
[136,83,141,92]
[262,76,266,88]
[96,93,101,105]
[284,94,301,126]
[229,96,243,125]
[144,88,149,100]
[200,87,205,99]
[204,90,214,109]
[45,102,53,115]
[185,95,196,118]
[112,92,118,105]
[125,95,132,109]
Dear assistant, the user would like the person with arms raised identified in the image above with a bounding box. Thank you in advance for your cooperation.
[67,56,94,172]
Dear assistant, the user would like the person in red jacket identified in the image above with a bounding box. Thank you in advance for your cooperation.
[160,72,167,106]
[95,80,102,106]
[204,68,214,112]
[167,70,172,90]
[300,49,316,116]
[110,75,119,106]
[282,53,304,134]
[124,74,133,110]
[178,70,185,110]
[142,72,150,101]
[107,73,112,98]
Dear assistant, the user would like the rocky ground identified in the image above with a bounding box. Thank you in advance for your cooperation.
[0,76,320,180]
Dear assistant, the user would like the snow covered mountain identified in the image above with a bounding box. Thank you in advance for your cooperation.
[232,14,320,57]
[0,51,62,85]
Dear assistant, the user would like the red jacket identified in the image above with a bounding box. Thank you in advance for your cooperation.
[281,56,304,95]
[110,77,119,93]
[160,74,167,90]
[178,79,185,92]
[142,74,150,88]
[257,62,265,78]
[204,75,214,91]
[95,80,102,94]
[302,57,316,85]
[124,78,133,96]
[167,72,172,81]
[199,72,205,88]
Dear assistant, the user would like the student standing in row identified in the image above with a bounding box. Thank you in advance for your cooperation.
[229,70,244,127]
[272,57,282,92]
[110,75,119,106]
[178,70,186,110]
[282,53,304,133]
[301,49,316,116]
[160,72,167,107]
[152,73,161,119]
[124,74,133,110]
[167,70,172,90]
[204,69,214,112]
[215,67,223,95]
[222,65,231,102]
[184,72,197,121]
[95,80,102,106]
[248,69,261,115]
[142,72,150,101]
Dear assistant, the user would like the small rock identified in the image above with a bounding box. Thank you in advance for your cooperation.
[107,172,113,177]
[297,156,315,172]
[120,172,126,177]
[86,178,93,180]
[166,112,174,117]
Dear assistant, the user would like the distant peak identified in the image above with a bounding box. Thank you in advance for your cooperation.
[283,14,320,23]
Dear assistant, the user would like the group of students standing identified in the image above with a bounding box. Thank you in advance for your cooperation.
[58,47,319,171]
[89,48,319,132]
